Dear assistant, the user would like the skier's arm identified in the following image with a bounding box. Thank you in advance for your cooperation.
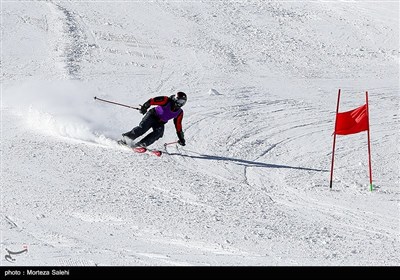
[149,96,169,106]
[174,111,185,146]
[140,96,169,114]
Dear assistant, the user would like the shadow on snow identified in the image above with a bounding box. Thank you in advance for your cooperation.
[166,150,328,172]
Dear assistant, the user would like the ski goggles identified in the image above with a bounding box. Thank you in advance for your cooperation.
[175,99,186,107]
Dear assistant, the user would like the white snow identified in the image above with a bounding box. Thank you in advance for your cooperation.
[1,1,399,266]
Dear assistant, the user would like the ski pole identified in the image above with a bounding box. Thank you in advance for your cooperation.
[94,96,140,110]
[164,141,178,147]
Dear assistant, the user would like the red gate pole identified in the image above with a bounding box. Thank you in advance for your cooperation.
[330,89,341,189]
[366,91,373,191]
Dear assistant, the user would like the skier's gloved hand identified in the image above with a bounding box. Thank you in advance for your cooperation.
[177,131,185,146]
[139,105,147,114]
[178,139,186,146]
[139,101,150,115]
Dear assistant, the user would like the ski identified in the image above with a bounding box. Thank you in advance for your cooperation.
[133,147,162,157]
[117,139,162,157]
[132,147,146,153]
[150,150,163,157]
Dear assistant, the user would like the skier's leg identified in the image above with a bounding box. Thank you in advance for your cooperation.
[123,111,155,141]
[136,124,165,147]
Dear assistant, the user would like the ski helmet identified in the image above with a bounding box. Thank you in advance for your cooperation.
[173,91,187,107]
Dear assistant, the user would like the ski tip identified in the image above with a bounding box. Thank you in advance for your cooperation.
[152,150,162,157]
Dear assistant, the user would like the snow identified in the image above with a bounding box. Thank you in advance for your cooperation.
[1,1,399,266]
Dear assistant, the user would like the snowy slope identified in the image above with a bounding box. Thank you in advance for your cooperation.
[1,1,399,266]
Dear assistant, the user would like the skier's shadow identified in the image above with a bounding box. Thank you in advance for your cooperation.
[166,150,328,172]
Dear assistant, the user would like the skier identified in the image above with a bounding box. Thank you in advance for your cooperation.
[118,91,187,148]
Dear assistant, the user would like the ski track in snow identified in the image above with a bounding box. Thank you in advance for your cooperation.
[47,1,99,79]
[1,1,399,266]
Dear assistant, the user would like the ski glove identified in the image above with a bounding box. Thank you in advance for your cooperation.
[177,131,185,146]
[178,139,186,146]
[140,101,150,115]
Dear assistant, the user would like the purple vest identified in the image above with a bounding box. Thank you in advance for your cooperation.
[155,102,182,123]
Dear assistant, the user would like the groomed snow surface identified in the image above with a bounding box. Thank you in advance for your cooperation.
[1,1,399,266]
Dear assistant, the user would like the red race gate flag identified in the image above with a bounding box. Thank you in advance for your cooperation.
[330,90,373,191]
[335,104,368,135]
